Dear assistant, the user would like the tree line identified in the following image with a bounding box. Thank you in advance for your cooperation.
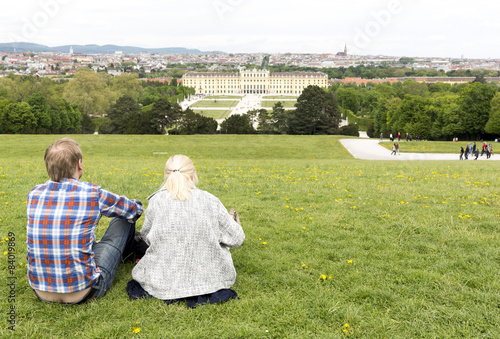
[328,78,500,140]
[98,85,350,136]
[0,69,193,134]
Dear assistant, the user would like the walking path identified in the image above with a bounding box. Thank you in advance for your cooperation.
[340,138,498,161]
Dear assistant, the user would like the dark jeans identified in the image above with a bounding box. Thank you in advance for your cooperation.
[85,217,136,302]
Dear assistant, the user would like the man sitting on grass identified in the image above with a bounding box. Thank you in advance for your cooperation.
[26,138,143,304]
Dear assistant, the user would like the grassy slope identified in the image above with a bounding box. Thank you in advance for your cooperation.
[1,135,499,338]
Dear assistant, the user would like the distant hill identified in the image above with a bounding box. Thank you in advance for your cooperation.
[0,42,222,54]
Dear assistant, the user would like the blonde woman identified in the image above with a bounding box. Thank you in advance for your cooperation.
[128,155,245,307]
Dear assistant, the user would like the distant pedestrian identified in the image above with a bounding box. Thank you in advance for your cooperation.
[390,133,393,142]
[380,133,383,142]
[391,143,397,155]
[487,143,493,158]
[397,132,401,142]
[396,142,400,155]
[481,142,487,156]
[460,147,464,160]
[464,144,469,160]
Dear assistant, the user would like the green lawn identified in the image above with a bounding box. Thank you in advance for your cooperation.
[1,135,499,338]
[262,95,298,100]
[380,140,497,153]
[261,100,296,108]
[193,110,232,119]
[190,100,239,108]
[205,95,242,99]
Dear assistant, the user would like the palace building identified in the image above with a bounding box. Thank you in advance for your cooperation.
[182,69,328,95]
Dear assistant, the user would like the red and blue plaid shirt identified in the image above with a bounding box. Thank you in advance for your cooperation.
[26,178,143,293]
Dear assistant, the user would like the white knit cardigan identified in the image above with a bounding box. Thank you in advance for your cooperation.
[131,187,245,300]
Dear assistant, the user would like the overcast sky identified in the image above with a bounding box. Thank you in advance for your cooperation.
[1,0,499,58]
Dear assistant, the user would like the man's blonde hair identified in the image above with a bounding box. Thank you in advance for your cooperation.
[164,154,198,201]
[44,138,82,182]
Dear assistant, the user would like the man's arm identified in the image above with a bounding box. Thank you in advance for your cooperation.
[99,188,144,221]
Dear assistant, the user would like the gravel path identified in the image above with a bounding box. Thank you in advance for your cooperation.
[340,139,498,161]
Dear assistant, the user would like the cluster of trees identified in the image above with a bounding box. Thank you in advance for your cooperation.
[0,92,90,134]
[354,80,500,140]
[100,85,347,136]
[267,65,500,80]
[99,96,217,135]
[0,70,192,134]
[327,78,500,140]
[220,86,349,135]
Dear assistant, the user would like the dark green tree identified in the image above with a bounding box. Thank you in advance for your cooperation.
[457,82,497,139]
[255,109,273,134]
[26,92,52,133]
[288,86,341,135]
[335,87,360,113]
[485,93,500,135]
[149,97,183,134]
[270,102,288,134]
[101,95,142,134]
[176,109,217,134]
[0,102,36,133]
[220,114,256,134]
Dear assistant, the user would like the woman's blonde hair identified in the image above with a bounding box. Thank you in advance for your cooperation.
[163,154,198,201]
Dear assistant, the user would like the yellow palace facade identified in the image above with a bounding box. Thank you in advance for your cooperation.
[182,69,328,95]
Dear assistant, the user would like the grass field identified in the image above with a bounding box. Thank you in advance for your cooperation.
[193,110,232,119]
[380,140,497,154]
[190,100,239,108]
[261,100,297,108]
[1,135,499,338]
[262,96,298,100]
[205,95,242,99]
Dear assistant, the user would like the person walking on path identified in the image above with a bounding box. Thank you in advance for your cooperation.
[481,142,487,156]
[464,144,469,160]
[460,147,464,160]
[391,143,397,155]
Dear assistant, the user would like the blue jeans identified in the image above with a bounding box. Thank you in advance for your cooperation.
[88,217,136,301]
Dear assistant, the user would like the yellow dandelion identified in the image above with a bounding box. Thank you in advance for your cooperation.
[132,327,141,333]
[262,242,267,245]
[320,274,327,280]
[347,260,353,264]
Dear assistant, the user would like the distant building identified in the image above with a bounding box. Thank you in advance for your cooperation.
[182,69,328,95]
[336,44,347,57]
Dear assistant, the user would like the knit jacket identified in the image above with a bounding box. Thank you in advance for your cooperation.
[132,187,245,300]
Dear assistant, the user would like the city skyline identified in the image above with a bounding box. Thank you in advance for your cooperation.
[1,0,499,59]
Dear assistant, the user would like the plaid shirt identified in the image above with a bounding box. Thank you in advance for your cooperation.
[26,178,143,293]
